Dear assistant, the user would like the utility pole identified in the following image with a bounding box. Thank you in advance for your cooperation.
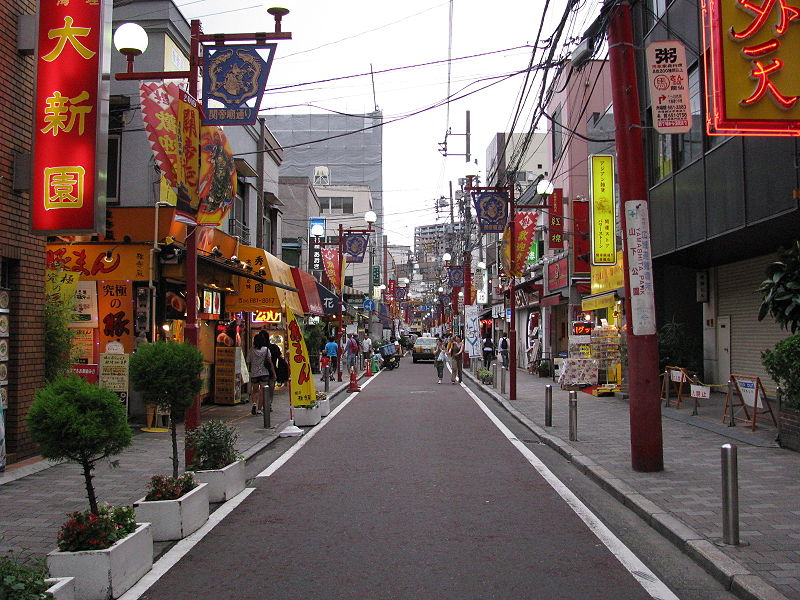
[607,0,663,472]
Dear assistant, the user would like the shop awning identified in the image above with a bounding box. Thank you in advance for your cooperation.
[224,246,301,314]
[264,252,304,315]
[291,267,324,316]
[581,291,617,311]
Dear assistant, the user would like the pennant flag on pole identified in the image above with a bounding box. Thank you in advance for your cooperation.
[502,211,539,277]
[321,248,341,292]
[285,306,316,407]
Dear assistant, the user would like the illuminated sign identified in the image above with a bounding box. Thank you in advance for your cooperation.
[571,322,593,336]
[702,0,800,135]
[589,155,617,266]
[32,0,111,234]
[548,189,564,249]
[46,244,150,281]
[251,310,282,323]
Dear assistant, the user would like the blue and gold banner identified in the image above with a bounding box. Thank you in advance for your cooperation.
[474,192,508,233]
[202,45,276,126]
[447,266,464,288]
[395,287,408,302]
[342,233,370,263]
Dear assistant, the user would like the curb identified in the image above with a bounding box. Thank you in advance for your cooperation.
[462,370,790,600]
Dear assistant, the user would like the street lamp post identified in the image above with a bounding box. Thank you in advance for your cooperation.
[112,11,291,467]
[313,211,376,382]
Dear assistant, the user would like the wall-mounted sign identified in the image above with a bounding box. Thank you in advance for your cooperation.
[32,0,111,234]
[251,309,282,323]
[547,257,569,291]
[646,41,692,134]
[589,155,617,265]
[47,244,150,281]
[548,189,564,249]
[702,0,800,135]
[625,200,657,336]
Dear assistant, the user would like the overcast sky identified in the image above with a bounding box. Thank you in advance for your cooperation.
[178,0,598,245]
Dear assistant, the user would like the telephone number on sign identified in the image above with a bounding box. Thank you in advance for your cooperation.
[657,120,689,127]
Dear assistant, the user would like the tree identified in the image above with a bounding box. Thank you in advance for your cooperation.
[26,375,132,514]
[130,341,203,477]
[43,296,75,383]
[758,241,800,333]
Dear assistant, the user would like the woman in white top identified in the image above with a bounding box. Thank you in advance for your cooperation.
[248,331,276,415]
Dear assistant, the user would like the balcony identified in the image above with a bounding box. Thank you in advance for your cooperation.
[228,219,250,245]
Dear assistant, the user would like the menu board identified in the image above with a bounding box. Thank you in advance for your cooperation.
[99,353,130,408]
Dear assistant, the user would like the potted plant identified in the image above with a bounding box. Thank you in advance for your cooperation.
[187,420,246,503]
[133,473,209,541]
[129,341,204,476]
[0,546,73,600]
[292,401,321,427]
[762,334,800,450]
[26,374,152,600]
[316,391,330,417]
[476,367,494,385]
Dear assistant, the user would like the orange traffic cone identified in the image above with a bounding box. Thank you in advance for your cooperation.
[348,367,361,392]
[365,357,373,377]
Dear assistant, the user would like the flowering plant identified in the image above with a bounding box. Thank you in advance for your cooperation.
[144,473,197,502]
[56,505,136,552]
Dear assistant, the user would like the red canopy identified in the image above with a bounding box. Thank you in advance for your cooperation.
[291,267,324,316]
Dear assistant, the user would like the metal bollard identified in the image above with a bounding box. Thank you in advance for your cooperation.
[492,363,498,389]
[721,443,740,545]
[262,380,273,429]
[545,384,553,427]
[324,366,330,393]
[569,391,578,441]
[500,366,506,394]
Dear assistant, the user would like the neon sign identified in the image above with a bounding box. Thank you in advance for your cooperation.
[702,0,800,135]
[251,310,282,323]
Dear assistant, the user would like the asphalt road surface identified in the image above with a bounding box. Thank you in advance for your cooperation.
[136,359,685,600]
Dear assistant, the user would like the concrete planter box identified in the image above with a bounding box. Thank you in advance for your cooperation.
[318,397,330,417]
[292,404,322,427]
[45,577,75,600]
[779,405,800,451]
[133,482,209,541]
[47,523,153,600]
[194,460,246,503]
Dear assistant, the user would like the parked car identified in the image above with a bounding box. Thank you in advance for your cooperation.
[412,337,438,363]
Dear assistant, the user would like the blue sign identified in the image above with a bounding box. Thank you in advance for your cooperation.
[363,299,375,311]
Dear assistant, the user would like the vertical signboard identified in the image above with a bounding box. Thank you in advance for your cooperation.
[645,41,692,134]
[32,0,111,234]
[625,201,657,335]
[97,281,134,353]
[309,218,325,272]
[589,155,617,265]
[286,307,316,407]
[571,200,591,275]
[702,0,800,135]
[548,189,564,249]
[464,304,481,358]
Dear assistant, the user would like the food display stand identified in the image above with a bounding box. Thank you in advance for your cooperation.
[589,325,622,395]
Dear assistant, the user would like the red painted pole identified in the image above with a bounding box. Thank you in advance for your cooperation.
[508,184,517,401]
[463,257,471,367]
[337,222,344,382]
[607,1,663,472]
[183,19,202,468]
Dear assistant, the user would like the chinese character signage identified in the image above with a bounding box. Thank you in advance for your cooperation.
[321,248,342,292]
[548,189,564,249]
[572,200,591,275]
[702,0,800,135]
[625,201,657,335]
[502,211,539,277]
[285,307,316,407]
[547,257,569,291]
[97,280,133,353]
[646,41,692,134]
[473,191,509,233]
[202,45,276,126]
[589,155,617,265]
[46,244,150,281]
[32,0,111,234]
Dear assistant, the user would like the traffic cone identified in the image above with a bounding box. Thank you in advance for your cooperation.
[365,357,373,377]
[348,367,361,392]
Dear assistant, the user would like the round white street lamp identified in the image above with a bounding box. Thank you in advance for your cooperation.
[477,261,486,270]
[113,22,149,56]
[536,178,554,196]
[438,286,444,293]
[442,252,452,262]
[364,210,377,225]
[310,223,324,238]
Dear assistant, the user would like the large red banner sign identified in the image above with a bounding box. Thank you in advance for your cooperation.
[32,0,110,234]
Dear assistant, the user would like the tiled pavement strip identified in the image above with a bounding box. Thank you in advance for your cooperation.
[462,363,800,600]
[2,364,799,600]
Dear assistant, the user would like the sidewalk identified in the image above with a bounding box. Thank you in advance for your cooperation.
[0,381,349,563]
[464,364,800,600]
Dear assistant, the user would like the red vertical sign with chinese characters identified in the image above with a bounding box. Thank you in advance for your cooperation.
[97,281,133,354]
[548,188,564,249]
[32,0,111,234]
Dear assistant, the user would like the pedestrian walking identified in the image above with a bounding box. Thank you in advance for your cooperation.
[344,333,359,373]
[434,334,446,384]
[449,335,464,384]
[247,331,276,415]
[324,336,339,378]
[482,334,495,369]
[360,335,372,364]
[498,333,510,368]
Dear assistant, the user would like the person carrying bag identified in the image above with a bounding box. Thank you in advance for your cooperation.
[434,335,446,384]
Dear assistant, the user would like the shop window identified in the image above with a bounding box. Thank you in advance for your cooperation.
[675,67,703,168]
[319,197,354,215]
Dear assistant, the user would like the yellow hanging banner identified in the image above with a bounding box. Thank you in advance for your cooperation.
[285,306,317,407]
